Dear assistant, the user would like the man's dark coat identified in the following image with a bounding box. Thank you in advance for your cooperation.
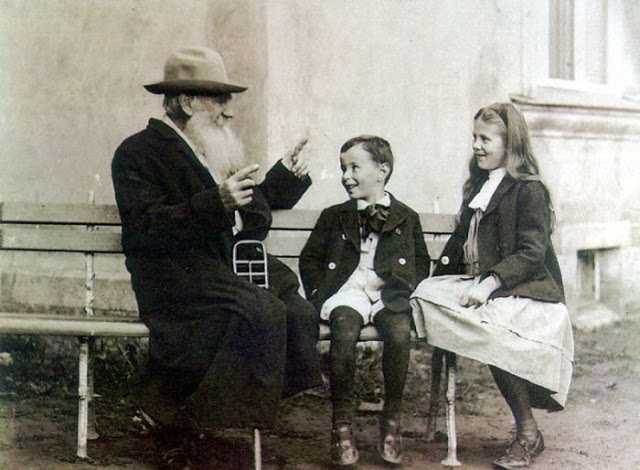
[299,195,431,314]
[112,118,321,429]
[434,175,565,304]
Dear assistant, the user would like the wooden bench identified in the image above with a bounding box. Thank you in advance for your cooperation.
[0,202,459,466]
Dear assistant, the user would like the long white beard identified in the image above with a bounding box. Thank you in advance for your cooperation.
[184,113,248,181]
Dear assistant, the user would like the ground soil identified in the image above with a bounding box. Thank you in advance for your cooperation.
[1,312,639,470]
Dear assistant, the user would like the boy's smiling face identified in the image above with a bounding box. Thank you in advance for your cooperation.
[340,144,388,204]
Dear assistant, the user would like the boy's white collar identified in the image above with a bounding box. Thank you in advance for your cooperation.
[357,192,391,210]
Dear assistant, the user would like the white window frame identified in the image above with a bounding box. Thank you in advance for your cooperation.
[525,0,636,106]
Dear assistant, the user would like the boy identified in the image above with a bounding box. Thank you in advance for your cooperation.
[300,135,430,466]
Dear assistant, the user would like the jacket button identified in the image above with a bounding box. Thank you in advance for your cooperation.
[341,233,347,240]
[395,227,402,235]
[398,257,406,265]
[441,256,450,265]
[328,262,336,270]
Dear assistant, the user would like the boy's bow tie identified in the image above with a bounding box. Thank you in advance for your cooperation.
[358,204,390,240]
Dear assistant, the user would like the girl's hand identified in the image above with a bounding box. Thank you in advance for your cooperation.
[460,275,501,307]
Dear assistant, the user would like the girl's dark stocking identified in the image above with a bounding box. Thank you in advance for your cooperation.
[490,366,538,440]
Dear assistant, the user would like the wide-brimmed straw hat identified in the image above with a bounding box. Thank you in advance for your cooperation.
[144,46,247,95]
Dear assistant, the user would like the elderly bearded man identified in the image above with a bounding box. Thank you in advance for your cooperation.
[111,47,322,466]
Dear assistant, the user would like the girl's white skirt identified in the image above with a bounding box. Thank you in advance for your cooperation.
[410,275,574,409]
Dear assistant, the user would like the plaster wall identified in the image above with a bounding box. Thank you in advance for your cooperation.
[532,132,640,226]
[521,103,640,318]
[0,0,549,213]
[0,0,253,203]
[258,0,548,213]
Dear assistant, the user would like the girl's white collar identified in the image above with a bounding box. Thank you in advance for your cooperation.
[468,168,507,211]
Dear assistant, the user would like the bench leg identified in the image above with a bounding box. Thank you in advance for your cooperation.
[77,337,90,459]
[426,348,444,441]
[441,352,461,467]
[87,338,99,440]
[253,428,262,470]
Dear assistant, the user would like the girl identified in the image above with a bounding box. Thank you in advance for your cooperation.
[411,103,574,469]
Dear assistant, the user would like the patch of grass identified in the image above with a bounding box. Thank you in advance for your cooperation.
[0,336,76,397]
[0,336,145,399]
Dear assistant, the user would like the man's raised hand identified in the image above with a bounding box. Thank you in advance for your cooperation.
[219,164,260,211]
[282,137,310,179]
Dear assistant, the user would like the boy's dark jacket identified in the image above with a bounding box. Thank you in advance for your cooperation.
[434,174,565,303]
[299,195,431,313]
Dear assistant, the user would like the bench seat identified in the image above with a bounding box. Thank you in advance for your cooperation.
[0,313,149,337]
[0,313,413,342]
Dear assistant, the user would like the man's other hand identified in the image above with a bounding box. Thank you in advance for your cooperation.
[282,138,310,179]
[219,164,260,211]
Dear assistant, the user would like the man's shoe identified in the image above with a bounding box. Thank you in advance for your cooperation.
[331,424,359,466]
[493,431,545,469]
[150,422,204,470]
[158,446,194,470]
[377,418,403,465]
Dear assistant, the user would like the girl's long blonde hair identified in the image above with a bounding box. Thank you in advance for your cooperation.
[460,102,555,228]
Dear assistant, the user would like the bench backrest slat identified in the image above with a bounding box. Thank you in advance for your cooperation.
[0,204,456,258]
[272,210,457,234]
[266,232,449,259]
[271,210,323,230]
[418,213,457,234]
[0,202,121,225]
[0,226,123,253]
[0,227,450,258]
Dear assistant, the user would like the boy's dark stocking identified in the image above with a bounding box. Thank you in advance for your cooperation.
[374,309,411,420]
[329,306,364,425]
[490,366,539,441]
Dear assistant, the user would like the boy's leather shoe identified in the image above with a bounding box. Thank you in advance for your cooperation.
[331,424,359,466]
[493,431,545,469]
[377,418,403,465]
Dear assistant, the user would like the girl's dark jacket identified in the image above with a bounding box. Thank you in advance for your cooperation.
[111,118,321,429]
[435,174,565,303]
[299,195,431,314]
